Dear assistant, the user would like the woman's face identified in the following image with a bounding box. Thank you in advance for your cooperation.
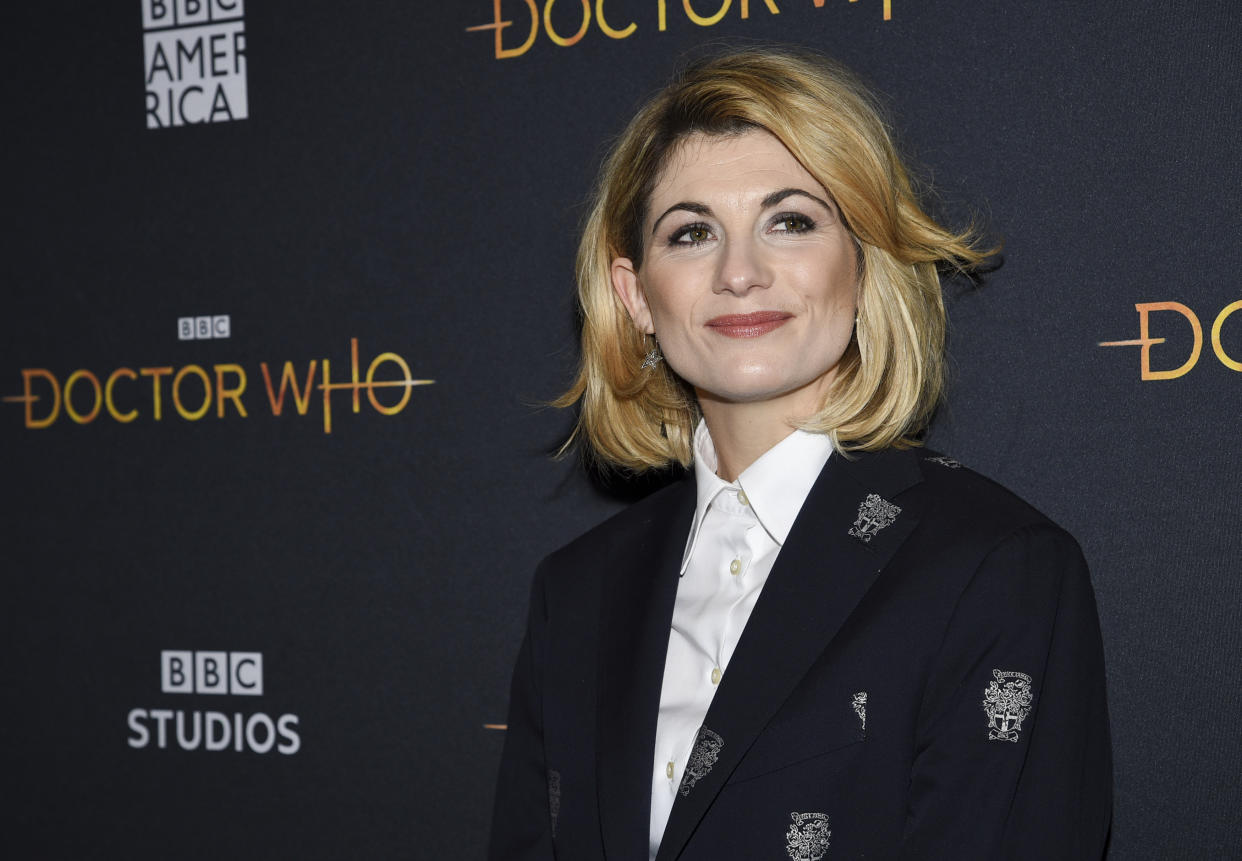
[611,129,858,419]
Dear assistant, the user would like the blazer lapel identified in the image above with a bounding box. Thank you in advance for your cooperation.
[655,448,924,861]
[597,478,696,861]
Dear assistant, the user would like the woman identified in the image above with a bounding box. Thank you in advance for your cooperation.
[490,48,1111,860]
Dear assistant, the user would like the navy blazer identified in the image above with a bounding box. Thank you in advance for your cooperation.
[489,447,1112,860]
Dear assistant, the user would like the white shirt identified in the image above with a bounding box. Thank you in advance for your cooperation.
[648,421,834,859]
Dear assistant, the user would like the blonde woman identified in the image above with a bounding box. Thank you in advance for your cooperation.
[490,48,1111,861]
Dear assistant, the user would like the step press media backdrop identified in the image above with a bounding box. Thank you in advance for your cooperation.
[6,1,1240,858]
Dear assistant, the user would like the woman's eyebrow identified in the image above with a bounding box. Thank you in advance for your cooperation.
[761,187,833,212]
[650,189,833,236]
[650,202,712,236]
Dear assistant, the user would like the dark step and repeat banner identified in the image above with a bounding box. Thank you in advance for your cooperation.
[6,2,1240,858]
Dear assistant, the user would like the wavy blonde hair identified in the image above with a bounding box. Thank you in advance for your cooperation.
[557,47,990,471]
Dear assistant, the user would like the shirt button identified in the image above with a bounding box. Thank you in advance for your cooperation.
[711,667,722,685]
[666,761,675,779]
[737,489,749,506]
[729,559,741,575]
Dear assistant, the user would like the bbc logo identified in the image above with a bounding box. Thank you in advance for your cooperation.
[178,315,231,340]
[161,650,262,695]
[141,0,246,30]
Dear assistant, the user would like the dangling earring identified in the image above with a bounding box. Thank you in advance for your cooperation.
[641,338,663,370]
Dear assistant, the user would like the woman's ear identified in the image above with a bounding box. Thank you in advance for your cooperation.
[610,257,655,335]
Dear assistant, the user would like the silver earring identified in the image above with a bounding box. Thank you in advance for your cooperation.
[641,342,663,370]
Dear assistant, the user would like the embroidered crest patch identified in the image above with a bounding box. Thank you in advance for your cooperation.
[785,811,831,860]
[678,726,724,796]
[924,454,962,469]
[851,691,867,737]
[848,494,901,543]
[547,769,561,835]
[982,669,1034,742]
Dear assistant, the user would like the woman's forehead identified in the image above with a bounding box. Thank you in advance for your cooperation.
[648,129,828,210]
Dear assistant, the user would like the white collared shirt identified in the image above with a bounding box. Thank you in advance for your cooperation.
[648,420,834,859]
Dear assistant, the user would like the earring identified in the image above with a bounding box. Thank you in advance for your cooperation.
[641,340,663,370]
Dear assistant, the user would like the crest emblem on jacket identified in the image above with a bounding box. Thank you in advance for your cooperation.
[785,811,831,860]
[925,454,962,469]
[982,669,1034,742]
[848,494,901,543]
[851,691,867,738]
[547,769,561,836]
[678,727,724,796]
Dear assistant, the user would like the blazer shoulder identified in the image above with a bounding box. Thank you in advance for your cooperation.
[901,450,1094,639]
[911,448,1078,550]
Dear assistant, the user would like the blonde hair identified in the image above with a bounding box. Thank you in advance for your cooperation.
[558,47,991,471]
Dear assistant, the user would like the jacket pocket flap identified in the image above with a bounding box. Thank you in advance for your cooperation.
[728,690,868,784]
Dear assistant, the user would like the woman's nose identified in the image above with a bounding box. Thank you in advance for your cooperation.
[714,235,771,296]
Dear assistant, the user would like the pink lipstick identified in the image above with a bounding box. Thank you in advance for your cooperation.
[705,311,793,338]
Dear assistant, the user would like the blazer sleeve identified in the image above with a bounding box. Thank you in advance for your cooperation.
[900,523,1113,860]
[488,560,556,861]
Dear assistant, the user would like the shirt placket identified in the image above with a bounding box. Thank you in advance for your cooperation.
[715,499,756,683]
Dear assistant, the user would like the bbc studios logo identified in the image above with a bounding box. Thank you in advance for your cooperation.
[142,0,248,129]
[127,650,301,755]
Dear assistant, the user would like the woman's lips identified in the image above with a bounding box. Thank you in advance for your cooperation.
[705,311,793,338]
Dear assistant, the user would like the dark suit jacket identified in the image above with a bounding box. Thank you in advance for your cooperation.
[489,447,1112,860]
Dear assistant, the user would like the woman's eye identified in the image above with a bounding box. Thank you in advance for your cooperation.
[772,213,815,233]
[671,223,713,245]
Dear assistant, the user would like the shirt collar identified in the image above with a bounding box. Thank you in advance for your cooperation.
[681,419,834,574]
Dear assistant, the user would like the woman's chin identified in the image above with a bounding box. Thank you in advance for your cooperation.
[692,368,836,410]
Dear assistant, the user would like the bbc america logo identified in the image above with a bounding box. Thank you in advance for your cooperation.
[128,650,301,755]
[142,0,248,129]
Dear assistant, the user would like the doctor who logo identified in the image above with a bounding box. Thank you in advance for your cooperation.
[467,0,894,61]
[142,0,247,129]
[1099,300,1242,380]
[3,337,434,434]
[127,650,302,755]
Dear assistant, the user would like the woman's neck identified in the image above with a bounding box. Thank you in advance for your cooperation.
[696,369,838,481]
[698,399,801,482]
